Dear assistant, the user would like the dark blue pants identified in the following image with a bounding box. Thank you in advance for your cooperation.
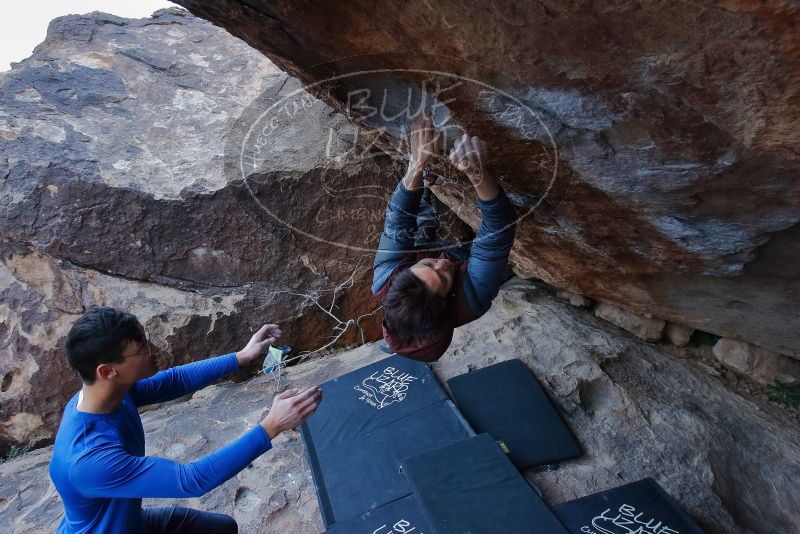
[142,507,237,534]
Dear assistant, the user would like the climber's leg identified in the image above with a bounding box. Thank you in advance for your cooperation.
[142,507,238,534]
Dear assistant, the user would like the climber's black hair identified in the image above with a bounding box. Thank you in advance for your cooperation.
[383,267,449,345]
[64,306,146,384]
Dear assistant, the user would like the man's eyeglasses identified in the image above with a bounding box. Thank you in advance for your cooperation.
[120,344,151,361]
[120,335,159,361]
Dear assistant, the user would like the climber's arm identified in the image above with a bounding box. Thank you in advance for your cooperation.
[373,113,438,293]
[462,189,516,317]
[372,173,424,293]
[130,324,280,407]
[72,385,322,499]
[129,353,239,407]
[71,426,272,499]
[449,134,517,319]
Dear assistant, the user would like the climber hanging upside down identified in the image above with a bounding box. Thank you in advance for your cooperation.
[372,112,517,362]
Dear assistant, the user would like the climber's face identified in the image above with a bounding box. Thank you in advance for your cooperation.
[99,339,159,385]
[410,257,456,297]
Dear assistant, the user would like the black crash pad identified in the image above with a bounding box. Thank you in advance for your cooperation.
[301,355,472,527]
[402,434,568,534]
[325,494,432,534]
[313,400,471,526]
[447,359,581,468]
[552,478,705,534]
[304,355,448,446]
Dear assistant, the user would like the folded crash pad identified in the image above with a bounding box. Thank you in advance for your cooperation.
[447,359,581,468]
[301,355,472,527]
[402,433,568,534]
[552,478,705,534]
[325,494,432,534]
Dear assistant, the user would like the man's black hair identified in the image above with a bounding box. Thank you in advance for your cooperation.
[64,307,146,384]
[383,268,449,345]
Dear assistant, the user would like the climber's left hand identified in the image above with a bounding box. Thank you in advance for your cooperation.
[236,324,283,366]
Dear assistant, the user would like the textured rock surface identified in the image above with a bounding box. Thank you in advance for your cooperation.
[174,0,800,358]
[0,9,405,454]
[1,279,798,533]
[713,337,800,386]
[439,281,800,534]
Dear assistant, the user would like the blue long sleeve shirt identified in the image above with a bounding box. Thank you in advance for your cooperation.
[49,353,272,534]
[373,181,516,360]
[373,182,517,315]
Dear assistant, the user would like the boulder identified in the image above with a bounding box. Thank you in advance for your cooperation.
[555,289,591,308]
[0,9,404,454]
[665,322,694,348]
[174,0,800,359]
[2,279,798,533]
[593,301,665,342]
[713,338,800,386]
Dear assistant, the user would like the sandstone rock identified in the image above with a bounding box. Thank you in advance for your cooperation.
[2,279,798,533]
[593,301,665,342]
[0,9,405,454]
[555,289,591,308]
[175,0,800,358]
[0,250,248,449]
[665,322,694,348]
[712,338,800,386]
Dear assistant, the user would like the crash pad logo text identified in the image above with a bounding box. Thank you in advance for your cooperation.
[581,504,679,534]
[354,367,418,409]
[372,518,418,533]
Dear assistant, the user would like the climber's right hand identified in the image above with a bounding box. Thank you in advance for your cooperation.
[260,386,323,439]
[449,133,500,201]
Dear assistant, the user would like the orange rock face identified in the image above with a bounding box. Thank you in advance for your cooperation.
[176,0,800,357]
